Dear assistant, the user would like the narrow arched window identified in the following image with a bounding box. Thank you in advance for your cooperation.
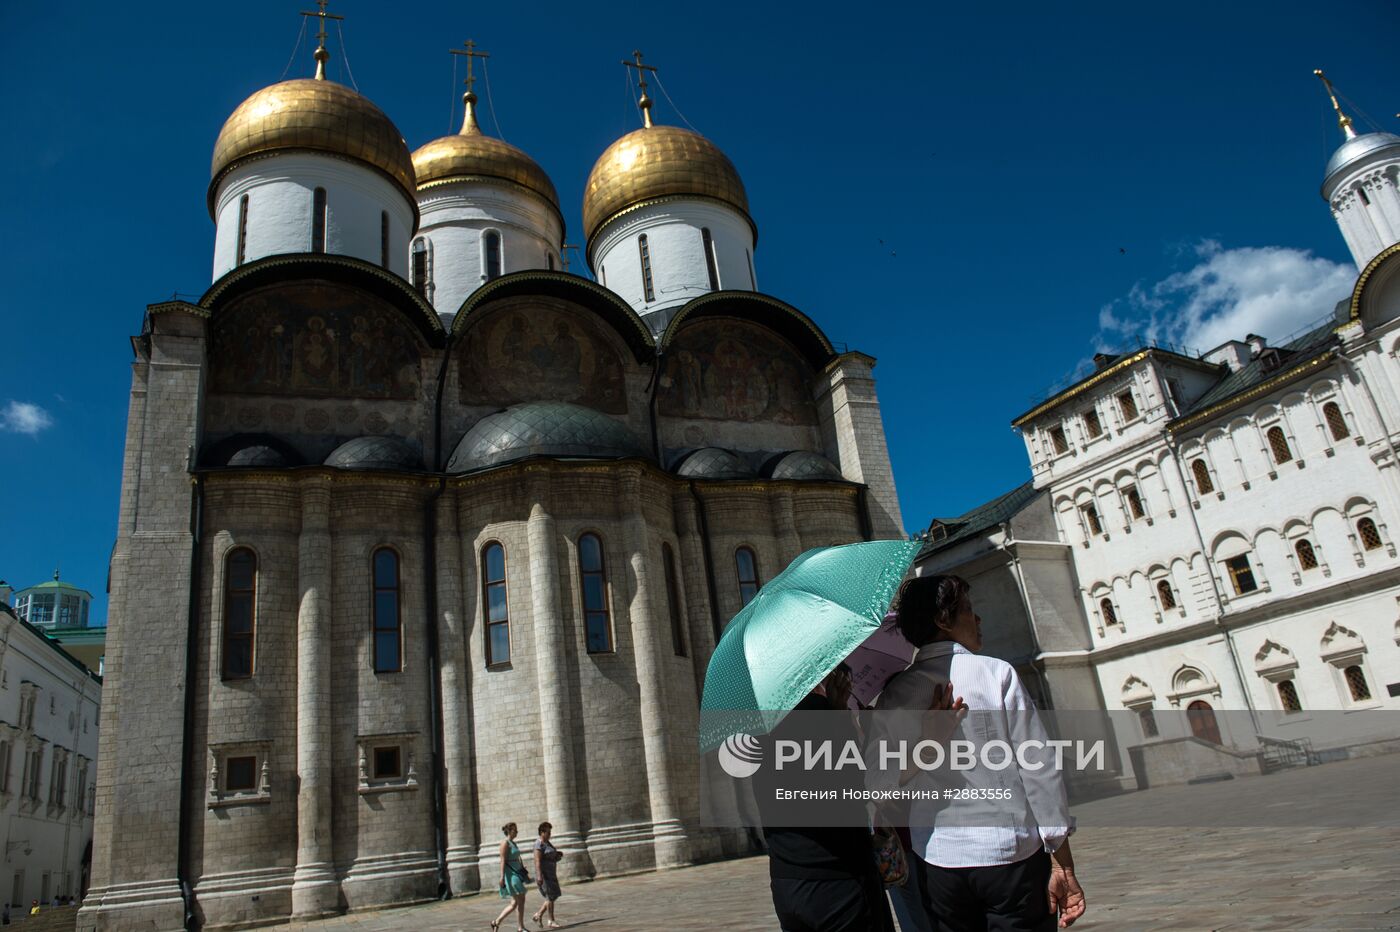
[736,547,761,607]
[701,228,719,290]
[311,187,327,253]
[1191,459,1214,495]
[1323,402,1349,440]
[1124,486,1146,520]
[236,194,250,267]
[1156,580,1176,610]
[412,238,429,295]
[638,234,655,302]
[1137,708,1159,739]
[579,534,612,652]
[1357,517,1383,551]
[222,548,256,679]
[1344,665,1371,701]
[1081,503,1102,536]
[1295,539,1318,570]
[380,211,390,268]
[547,252,555,271]
[484,230,502,281]
[663,543,686,657]
[372,548,402,673]
[1267,426,1292,465]
[483,542,509,666]
[1099,598,1118,627]
[1277,680,1302,713]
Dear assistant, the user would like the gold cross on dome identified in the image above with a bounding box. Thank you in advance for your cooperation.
[300,0,343,79]
[622,50,658,127]
[300,0,343,52]
[451,39,491,98]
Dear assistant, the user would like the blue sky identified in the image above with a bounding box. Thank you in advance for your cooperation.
[2,1,1397,624]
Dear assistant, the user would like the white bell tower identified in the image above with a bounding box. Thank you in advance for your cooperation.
[1317,70,1400,270]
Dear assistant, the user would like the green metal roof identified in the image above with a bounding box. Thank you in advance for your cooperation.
[917,481,1039,560]
[1182,320,1337,416]
[16,576,92,599]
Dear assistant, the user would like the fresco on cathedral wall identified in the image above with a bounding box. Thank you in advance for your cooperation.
[209,283,422,400]
[659,317,818,425]
[458,306,628,413]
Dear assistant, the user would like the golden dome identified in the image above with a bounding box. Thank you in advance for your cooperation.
[582,123,750,246]
[411,95,560,210]
[208,77,416,215]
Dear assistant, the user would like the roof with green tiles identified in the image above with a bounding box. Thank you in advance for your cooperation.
[917,481,1039,560]
[1169,319,1340,430]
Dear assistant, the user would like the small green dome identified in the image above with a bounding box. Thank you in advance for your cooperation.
[448,402,648,473]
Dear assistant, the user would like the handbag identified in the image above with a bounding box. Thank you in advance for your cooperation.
[871,827,908,888]
[510,860,533,885]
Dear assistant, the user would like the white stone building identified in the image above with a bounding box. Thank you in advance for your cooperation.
[916,81,1400,781]
[0,585,102,906]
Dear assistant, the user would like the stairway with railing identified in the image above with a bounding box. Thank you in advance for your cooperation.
[1257,734,1319,772]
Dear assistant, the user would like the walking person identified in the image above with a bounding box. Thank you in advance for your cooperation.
[877,575,1086,931]
[3,901,11,925]
[530,822,564,929]
[491,823,530,932]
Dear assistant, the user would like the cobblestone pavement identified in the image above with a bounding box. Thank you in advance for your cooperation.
[289,755,1400,932]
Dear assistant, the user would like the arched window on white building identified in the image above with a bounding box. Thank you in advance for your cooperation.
[484,230,503,281]
[412,237,430,295]
[311,187,328,253]
[638,234,655,302]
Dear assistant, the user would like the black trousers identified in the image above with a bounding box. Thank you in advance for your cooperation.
[770,870,894,932]
[915,850,1054,932]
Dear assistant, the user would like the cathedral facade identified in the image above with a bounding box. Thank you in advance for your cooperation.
[79,33,902,932]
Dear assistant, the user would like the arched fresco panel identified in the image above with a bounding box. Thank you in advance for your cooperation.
[209,281,422,400]
[659,317,817,425]
[458,303,628,413]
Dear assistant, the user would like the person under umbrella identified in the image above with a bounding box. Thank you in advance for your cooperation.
[874,575,1087,931]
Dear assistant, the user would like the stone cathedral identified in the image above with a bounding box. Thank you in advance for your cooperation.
[79,22,903,932]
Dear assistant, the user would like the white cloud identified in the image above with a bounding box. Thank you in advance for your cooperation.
[0,401,54,435]
[1098,241,1355,353]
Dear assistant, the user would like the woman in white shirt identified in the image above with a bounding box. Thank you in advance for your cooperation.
[877,575,1086,931]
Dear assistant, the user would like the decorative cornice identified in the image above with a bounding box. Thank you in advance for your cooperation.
[448,270,654,353]
[146,300,209,320]
[1167,350,1337,433]
[200,468,437,489]
[1347,242,1400,323]
[1012,351,1150,428]
[662,290,835,365]
[200,253,443,335]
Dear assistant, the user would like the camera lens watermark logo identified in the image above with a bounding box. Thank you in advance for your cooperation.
[718,733,763,778]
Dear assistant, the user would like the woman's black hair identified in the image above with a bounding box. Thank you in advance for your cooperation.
[502,822,517,836]
[894,575,970,647]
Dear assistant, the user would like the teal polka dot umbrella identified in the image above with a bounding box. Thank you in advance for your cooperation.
[699,539,921,753]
